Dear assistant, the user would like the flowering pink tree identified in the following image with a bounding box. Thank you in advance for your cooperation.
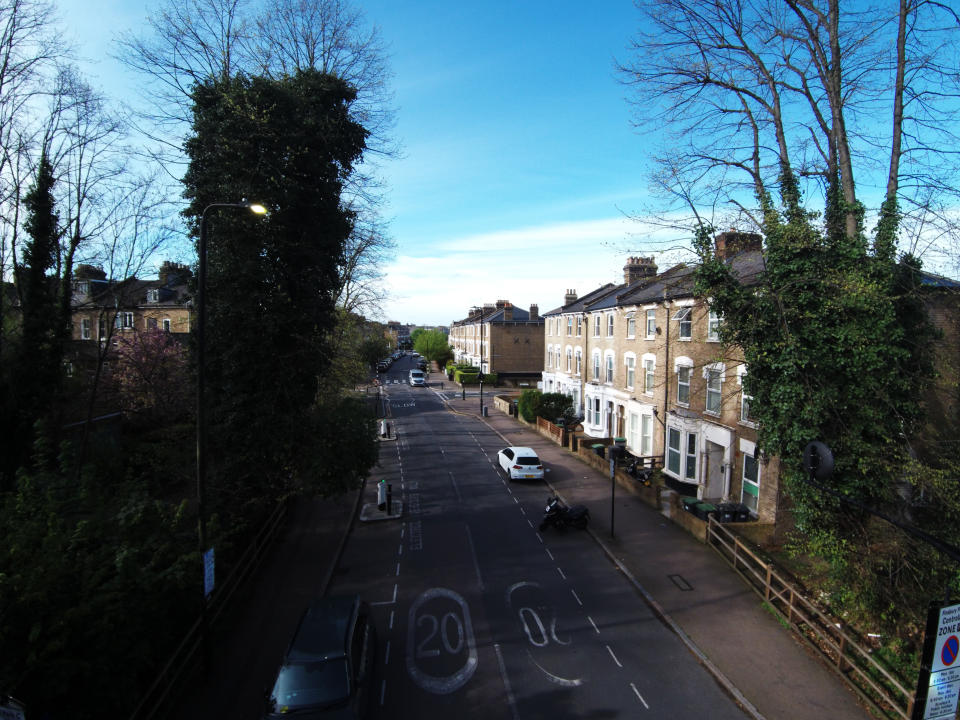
[112,328,190,423]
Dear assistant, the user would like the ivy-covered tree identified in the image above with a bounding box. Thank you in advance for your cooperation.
[182,69,369,512]
[694,174,948,635]
[5,152,63,483]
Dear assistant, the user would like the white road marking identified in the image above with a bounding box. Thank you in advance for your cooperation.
[395,562,401,576]
[380,679,386,706]
[536,533,543,543]
[607,645,622,668]
[527,519,533,529]
[494,643,520,720]
[465,524,485,591]
[371,583,398,606]
[389,610,394,630]
[398,543,403,556]
[588,615,599,634]
[631,682,650,709]
[571,589,582,606]
[385,640,391,665]
[545,548,554,561]
[556,567,566,580]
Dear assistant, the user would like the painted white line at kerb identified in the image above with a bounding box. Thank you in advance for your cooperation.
[494,643,520,720]
[606,645,622,668]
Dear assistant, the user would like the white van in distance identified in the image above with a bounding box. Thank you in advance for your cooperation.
[408,369,426,386]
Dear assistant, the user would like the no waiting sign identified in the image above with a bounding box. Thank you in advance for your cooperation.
[914,602,960,720]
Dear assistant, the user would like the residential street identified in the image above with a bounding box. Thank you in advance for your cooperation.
[168,358,872,720]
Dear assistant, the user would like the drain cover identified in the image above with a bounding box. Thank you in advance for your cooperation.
[668,574,693,591]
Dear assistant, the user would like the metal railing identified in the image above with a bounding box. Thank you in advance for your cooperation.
[128,499,288,720]
[706,517,914,719]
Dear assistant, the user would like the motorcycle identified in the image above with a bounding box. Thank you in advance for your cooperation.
[625,458,653,485]
[539,495,590,531]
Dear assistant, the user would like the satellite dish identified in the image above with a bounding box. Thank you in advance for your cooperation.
[802,441,834,481]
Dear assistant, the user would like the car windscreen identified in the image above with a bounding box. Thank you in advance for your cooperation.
[516,456,541,466]
[269,659,350,712]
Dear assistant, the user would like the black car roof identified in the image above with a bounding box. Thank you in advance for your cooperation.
[287,595,359,663]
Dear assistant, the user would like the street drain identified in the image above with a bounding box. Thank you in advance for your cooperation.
[668,574,693,591]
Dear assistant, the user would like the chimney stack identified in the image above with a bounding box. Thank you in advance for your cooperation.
[623,256,657,285]
[564,289,578,306]
[529,304,539,321]
[714,229,762,259]
[503,302,513,321]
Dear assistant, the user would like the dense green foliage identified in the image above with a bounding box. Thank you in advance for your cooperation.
[0,69,381,719]
[182,69,370,509]
[3,154,64,485]
[516,390,575,424]
[413,329,453,367]
[694,175,957,636]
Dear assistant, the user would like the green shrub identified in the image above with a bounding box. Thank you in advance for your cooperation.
[517,389,541,422]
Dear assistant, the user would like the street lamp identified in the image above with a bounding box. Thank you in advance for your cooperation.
[196,201,266,671]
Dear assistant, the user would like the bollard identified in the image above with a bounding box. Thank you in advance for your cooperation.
[377,480,386,510]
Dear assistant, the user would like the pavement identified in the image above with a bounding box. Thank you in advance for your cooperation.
[439,392,873,720]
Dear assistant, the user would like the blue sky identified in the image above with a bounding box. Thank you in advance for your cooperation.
[58,0,680,326]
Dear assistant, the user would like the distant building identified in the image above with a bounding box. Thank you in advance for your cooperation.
[449,300,544,386]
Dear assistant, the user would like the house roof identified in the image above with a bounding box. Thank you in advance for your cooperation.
[542,283,619,316]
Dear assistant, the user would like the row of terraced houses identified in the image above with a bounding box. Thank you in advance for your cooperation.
[449,230,960,538]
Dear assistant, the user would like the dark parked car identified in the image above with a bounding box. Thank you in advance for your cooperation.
[265,595,376,719]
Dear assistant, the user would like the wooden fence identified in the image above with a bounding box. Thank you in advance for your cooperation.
[706,517,915,719]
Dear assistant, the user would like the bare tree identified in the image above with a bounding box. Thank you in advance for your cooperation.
[620,0,960,260]
[118,0,398,317]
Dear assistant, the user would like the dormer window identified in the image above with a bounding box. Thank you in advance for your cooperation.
[148,288,160,303]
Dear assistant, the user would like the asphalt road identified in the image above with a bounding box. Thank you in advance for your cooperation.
[330,358,749,719]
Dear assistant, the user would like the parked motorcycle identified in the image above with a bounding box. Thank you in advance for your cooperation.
[539,495,590,531]
[625,458,653,485]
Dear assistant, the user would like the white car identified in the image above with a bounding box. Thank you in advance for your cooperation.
[497,446,545,481]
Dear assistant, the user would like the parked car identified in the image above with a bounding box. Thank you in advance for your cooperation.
[376,360,390,372]
[417,359,427,371]
[264,595,376,719]
[408,369,426,386]
[497,446,545,481]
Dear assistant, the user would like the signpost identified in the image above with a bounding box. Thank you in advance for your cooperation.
[913,602,960,719]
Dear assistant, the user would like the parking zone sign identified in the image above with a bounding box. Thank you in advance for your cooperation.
[914,602,960,720]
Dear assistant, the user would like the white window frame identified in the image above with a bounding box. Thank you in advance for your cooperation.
[625,354,636,390]
[80,317,91,340]
[575,349,582,375]
[605,352,614,383]
[606,313,615,337]
[667,427,682,475]
[645,308,656,339]
[576,316,583,337]
[592,351,601,380]
[675,357,693,406]
[707,309,721,342]
[567,316,573,336]
[593,314,601,337]
[675,306,692,340]
[566,347,572,372]
[162,318,171,332]
[640,413,653,456]
[626,312,636,339]
[704,362,725,415]
[642,353,656,395]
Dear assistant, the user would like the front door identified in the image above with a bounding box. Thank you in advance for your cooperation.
[704,441,725,500]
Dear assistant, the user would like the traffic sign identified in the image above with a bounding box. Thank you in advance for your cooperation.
[914,602,960,720]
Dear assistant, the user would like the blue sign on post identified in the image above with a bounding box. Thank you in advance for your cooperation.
[203,548,215,598]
